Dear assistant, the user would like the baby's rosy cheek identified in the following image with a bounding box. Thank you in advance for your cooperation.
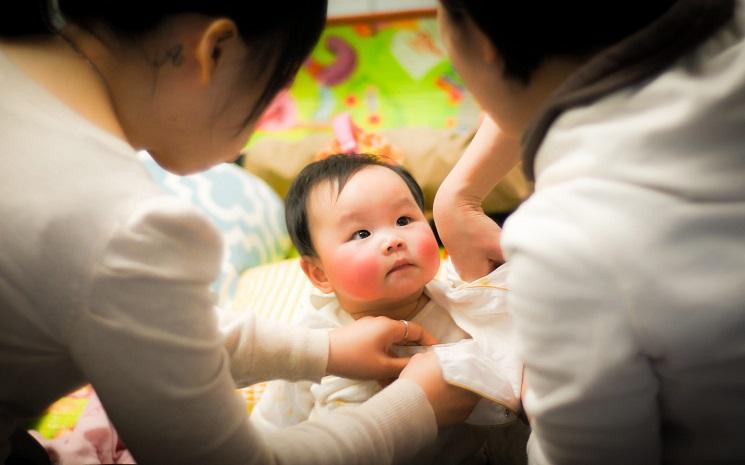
[331,253,382,300]
[416,232,441,266]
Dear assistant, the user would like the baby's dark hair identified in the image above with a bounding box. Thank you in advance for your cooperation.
[286,154,425,257]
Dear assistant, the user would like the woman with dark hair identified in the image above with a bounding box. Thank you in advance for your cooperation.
[0,2,476,463]
[433,1,745,464]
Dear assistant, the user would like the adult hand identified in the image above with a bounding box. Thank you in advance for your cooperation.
[399,351,480,426]
[433,115,520,281]
[435,195,503,281]
[326,316,437,380]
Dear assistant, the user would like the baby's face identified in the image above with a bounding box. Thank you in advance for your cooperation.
[307,165,440,303]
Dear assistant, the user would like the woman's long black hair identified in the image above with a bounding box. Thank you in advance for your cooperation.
[1,0,328,126]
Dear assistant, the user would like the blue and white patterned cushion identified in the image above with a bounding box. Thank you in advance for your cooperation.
[138,152,291,307]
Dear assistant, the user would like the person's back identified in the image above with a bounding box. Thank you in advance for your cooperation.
[0,47,172,458]
[499,2,745,463]
[434,0,745,463]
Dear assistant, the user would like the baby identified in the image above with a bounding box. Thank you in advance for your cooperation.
[251,154,526,464]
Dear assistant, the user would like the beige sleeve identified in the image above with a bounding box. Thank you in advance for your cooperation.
[260,379,437,465]
[221,313,329,386]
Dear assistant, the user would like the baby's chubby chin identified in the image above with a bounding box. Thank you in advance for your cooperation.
[385,259,439,291]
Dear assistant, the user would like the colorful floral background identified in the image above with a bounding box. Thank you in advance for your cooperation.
[250,16,480,145]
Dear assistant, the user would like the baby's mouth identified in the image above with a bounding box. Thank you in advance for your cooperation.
[388,259,414,275]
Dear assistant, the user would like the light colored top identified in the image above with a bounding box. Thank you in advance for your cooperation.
[0,50,435,465]
[501,4,745,464]
[251,262,522,464]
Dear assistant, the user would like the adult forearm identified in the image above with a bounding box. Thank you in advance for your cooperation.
[434,115,521,211]
[432,116,521,279]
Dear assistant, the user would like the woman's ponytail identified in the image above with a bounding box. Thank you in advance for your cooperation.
[0,0,54,37]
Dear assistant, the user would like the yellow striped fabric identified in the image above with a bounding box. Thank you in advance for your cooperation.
[231,258,313,323]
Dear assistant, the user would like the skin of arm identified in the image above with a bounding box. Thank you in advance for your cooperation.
[433,115,522,281]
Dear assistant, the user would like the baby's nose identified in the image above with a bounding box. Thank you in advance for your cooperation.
[382,235,405,254]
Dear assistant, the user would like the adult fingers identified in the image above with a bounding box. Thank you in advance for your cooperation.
[397,320,438,346]
[384,356,410,374]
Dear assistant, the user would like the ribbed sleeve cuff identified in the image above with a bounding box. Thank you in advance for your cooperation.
[286,327,329,382]
[357,379,437,463]
[255,321,329,382]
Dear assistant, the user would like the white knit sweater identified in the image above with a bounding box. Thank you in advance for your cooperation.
[502,3,745,464]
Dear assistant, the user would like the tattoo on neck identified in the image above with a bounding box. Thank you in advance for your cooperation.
[152,44,184,69]
[150,44,184,95]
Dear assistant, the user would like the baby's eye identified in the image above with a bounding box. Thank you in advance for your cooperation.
[396,216,411,226]
[351,230,371,240]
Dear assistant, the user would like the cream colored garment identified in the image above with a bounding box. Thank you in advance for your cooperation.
[251,261,522,433]
[429,261,522,417]
[0,49,436,465]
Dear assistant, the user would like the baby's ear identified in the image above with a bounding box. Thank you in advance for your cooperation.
[300,256,334,294]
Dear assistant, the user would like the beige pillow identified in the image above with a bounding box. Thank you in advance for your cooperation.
[242,128,532,215]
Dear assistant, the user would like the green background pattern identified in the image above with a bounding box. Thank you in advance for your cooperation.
[249,17,479,145]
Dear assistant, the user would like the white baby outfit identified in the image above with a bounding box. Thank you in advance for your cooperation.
[251,262,523,464]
